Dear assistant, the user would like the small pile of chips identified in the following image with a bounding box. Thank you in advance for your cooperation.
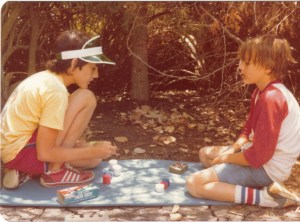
[160,178,170,189]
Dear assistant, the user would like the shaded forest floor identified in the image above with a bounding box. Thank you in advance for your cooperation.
[88,89,300,197]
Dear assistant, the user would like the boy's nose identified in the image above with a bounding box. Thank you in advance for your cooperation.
[93,71,99,79]
[238,61,243,70]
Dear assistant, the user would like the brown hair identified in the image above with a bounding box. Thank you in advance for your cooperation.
[46,30,90,73]
[238,35,297,80]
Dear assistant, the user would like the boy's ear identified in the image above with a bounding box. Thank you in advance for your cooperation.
[260,64,272,75]
[70,59,78,70]
[265,67,272,75]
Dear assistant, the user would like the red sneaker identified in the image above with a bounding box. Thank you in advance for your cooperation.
[40,163,95,187]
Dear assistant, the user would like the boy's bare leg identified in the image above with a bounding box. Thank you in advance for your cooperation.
[186,167,235,202]
[56,89,96,147]
[49,88,99,171]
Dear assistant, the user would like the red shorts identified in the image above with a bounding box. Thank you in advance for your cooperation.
[5,130,46,176]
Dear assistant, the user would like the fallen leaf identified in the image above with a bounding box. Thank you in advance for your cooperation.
[187,123,197,129]
[177,126,186,132]
[95,130,104,134]
[164,125,175,133]
[163,136,176,145]
[133,147,146,154]
[153,126,163,133]
[197,124,205,132]
[114,136,128,143]
[179,148,189,153]
[204,137,212,143]
[153,135,160,141]
[209,120,215,126]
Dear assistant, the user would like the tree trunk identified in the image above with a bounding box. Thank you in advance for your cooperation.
[1,3,26,108]
[28,6,39,74]
[130,6,149,102]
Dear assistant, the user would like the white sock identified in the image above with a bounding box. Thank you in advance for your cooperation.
[234,185,278,207]
[259,187,279,207]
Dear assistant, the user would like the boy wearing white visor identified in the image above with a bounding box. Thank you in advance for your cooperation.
[1,30,117,189]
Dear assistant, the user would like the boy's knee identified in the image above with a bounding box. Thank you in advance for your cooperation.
[85,159,102,169]
[199,148,205,161]
[72,89,97,108]
[186,175,195,195]
[199,147,210,168]
[185,174,195,191]
[186,168,217,198]
[185,173,203,198]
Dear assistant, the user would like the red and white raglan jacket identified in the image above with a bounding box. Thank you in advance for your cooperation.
[240,80,300,182]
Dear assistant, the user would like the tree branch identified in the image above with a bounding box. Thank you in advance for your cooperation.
[198,6,243,45]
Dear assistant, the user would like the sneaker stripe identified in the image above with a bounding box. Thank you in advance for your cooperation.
[284,199,297,208]
[40,164,94,187]
[62,171,72,182]
[67,171,75,182]
[61,171,68,182]
[71,172,78,182]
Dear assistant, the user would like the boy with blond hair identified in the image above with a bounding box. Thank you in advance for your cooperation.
[186,35,300,208]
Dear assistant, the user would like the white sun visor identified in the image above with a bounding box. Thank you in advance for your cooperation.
[56,35,116,65]
[59,47,102,60]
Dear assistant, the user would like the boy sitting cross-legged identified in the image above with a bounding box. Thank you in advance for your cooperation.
[186,35,300,208]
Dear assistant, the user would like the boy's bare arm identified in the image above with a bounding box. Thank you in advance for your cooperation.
[231,136,249,152]
[36,126,117,162]
[211,136,250,166]
[217,136,249,157]
[212,152,249,166]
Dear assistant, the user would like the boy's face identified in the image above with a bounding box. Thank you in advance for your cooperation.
[73,63,99,89]
[238,60,271,87]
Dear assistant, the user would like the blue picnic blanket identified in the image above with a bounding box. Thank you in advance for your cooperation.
[0,159,231,207]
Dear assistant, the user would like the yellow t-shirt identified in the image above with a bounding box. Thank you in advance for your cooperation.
[1,70,69,163]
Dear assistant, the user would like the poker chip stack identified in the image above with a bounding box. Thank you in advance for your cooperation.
[160,178,170,189]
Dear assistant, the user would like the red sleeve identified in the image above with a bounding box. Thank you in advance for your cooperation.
[243,87,288,168]
[239,89,259,138]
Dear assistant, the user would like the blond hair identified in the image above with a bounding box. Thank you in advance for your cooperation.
[238,35,297,80]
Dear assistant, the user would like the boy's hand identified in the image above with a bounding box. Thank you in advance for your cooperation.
[212,153,230,165]
[220,145,235,155]
[92,141,118,159]
[211,145,235,165]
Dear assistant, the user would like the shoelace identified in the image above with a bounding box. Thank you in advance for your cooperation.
[19,173,31,187]
[283,198,297,207]
[64,163,81,174]
[271,186,299,201]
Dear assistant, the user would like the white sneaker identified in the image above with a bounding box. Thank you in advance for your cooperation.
[3,169,31,189]
[267,182,300,208]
